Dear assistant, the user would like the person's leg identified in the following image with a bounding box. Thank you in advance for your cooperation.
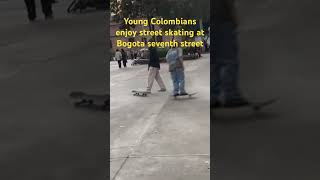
[177,69,186,94]
[123,60,127,67]
[146,67,157,92]
[197,48,201,57]
[221,58,241,97]
[212,61,222,103]
[219,22,248,106]
[212,23,228,106]
[41,0,53,18]
[154,68,166,91]
[170,70,179,95]
[117,60,121,68]
[24,0,36,21]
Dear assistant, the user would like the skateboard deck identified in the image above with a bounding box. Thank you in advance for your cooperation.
[173,92,197,99]
[69,91,109,110]
[214,98,278,111]
[132,90,149,97]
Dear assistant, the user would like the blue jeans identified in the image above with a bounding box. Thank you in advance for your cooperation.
[170,69,185,94]
[211,22,242,102]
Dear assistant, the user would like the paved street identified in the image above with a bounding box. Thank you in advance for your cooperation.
[110,54,210,179]
[0,1,107,179]
[213,0,320,179]
[5,0,320,179]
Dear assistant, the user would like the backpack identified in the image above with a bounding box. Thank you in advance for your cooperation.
[166,49,179,66]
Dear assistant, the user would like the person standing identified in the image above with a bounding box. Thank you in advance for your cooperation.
[146,40,166,93]
[212,0,248,107]
[24,0,53,21]
[121,49,127,68]
[115,49,122,69]
[166,43,188,96]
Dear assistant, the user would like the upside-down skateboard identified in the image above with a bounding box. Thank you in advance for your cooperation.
[132,90,149,97]
[69,91,109,110]
[173,92,197,99]
[214,98,278,111]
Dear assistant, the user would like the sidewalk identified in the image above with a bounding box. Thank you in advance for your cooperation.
[110,54,210,179]
[0,2,107,180]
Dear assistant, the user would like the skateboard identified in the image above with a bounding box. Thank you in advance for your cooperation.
[69,91,109,110]
[132,90,149,97]
[214,98,278,111]
[173,92,197,99]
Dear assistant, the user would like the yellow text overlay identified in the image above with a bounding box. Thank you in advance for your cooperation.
[117,40,204,49]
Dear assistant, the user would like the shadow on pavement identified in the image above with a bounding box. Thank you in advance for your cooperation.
[171,96,198,101]
[72,104,109,112]
[212,110,279,126]
[68,9,105,14]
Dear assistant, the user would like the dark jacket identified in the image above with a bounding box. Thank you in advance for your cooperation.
[121,51,127,62]
[148,47,160,69]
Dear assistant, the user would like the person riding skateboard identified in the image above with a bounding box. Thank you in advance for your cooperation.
[24,0,54,21]
[212,0,248,108]
[146,38,166,93]
[166,38,188,96]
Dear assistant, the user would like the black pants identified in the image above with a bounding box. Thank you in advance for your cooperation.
[24,0,53,20]
[117,60,122,68]
[123,60,127,67]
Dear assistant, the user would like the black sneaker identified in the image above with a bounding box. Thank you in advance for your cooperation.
[28,12,36,21]
[29,17,36,22]
[224,97,249,108]
[179,92,188,96]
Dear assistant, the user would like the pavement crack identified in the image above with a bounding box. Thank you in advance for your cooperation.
[111,96,170,179]
[111,155,130,180]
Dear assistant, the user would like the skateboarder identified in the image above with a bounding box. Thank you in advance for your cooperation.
[24,0,54,21]
[146,38,166,93]
[212,0,248,107]
[166,40,188,96]
[115,49,122,69]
